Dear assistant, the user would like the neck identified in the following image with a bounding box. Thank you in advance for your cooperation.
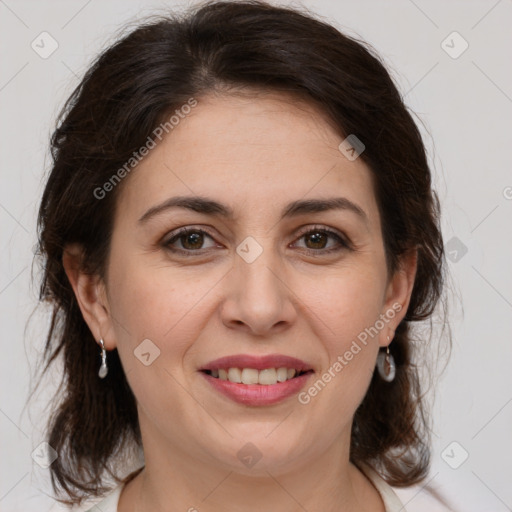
[119,413,384,512]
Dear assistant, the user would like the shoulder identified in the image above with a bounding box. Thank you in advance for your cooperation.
[393,484,456,512]
[80,483,124,512]
[358,462,455,512]
[42,485,124,512]
[358,462,410,512]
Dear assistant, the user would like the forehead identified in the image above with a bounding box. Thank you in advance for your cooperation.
[116,91,379,226]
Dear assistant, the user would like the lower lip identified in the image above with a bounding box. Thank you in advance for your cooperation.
[201,371,313,406]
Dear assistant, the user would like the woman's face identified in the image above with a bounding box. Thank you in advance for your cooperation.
[84,91,414,475]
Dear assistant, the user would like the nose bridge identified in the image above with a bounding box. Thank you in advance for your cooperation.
[224,234,294,334]
[236,234,282,301]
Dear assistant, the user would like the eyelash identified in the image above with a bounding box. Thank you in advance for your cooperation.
[162,224,352,257]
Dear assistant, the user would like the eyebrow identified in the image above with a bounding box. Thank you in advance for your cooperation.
[138,195,369,226]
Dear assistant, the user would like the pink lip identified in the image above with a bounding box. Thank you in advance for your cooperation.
[199,354,314,406]
[200,354,312,372]
[200,371,313,406]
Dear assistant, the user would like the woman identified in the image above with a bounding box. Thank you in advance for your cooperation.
[35,1,451,510]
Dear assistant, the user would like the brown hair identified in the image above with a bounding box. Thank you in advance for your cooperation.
[32,0,450,506]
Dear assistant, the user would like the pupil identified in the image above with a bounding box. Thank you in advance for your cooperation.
[307,232,326,249]
[183,232,203,249]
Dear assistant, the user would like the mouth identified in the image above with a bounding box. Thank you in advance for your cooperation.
[199,354,314,406]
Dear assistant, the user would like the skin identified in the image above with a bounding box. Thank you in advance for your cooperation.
[64,89,417,512]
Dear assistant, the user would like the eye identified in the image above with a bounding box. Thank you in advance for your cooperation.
[292,225,352,254]
[163,227,218,253]
[162,224,352,257]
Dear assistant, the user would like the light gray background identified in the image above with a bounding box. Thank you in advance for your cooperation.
[1,0,511,511]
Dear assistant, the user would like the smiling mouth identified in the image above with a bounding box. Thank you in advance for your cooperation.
[201,367,313,385]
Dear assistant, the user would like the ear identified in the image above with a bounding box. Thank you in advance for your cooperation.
[62,243,117,350]
[379,247,418,347]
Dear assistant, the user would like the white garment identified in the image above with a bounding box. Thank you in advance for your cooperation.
[80,462,407,512]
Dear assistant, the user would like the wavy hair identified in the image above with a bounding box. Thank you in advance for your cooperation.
[31,0,450,506]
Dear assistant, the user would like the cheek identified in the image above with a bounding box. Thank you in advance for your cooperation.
[299,266,386,394]
[107,252,223,356]
[108,271,172,340]
[105,257,222,422]
[289,270,386,454]
[304,266,386,343]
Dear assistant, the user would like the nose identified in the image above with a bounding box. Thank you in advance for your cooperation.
[220,241,298,336]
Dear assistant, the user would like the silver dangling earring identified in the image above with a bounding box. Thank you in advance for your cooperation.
[98,338,108,378]
[377,335,396,382]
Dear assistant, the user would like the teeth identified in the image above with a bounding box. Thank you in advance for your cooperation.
[258,368,277,385]
[277,367,288,382]
[210,367,302,385]
[241,368,259,384]
[228,367,242,383]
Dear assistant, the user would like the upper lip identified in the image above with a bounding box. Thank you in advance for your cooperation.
[200,354,313,372]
